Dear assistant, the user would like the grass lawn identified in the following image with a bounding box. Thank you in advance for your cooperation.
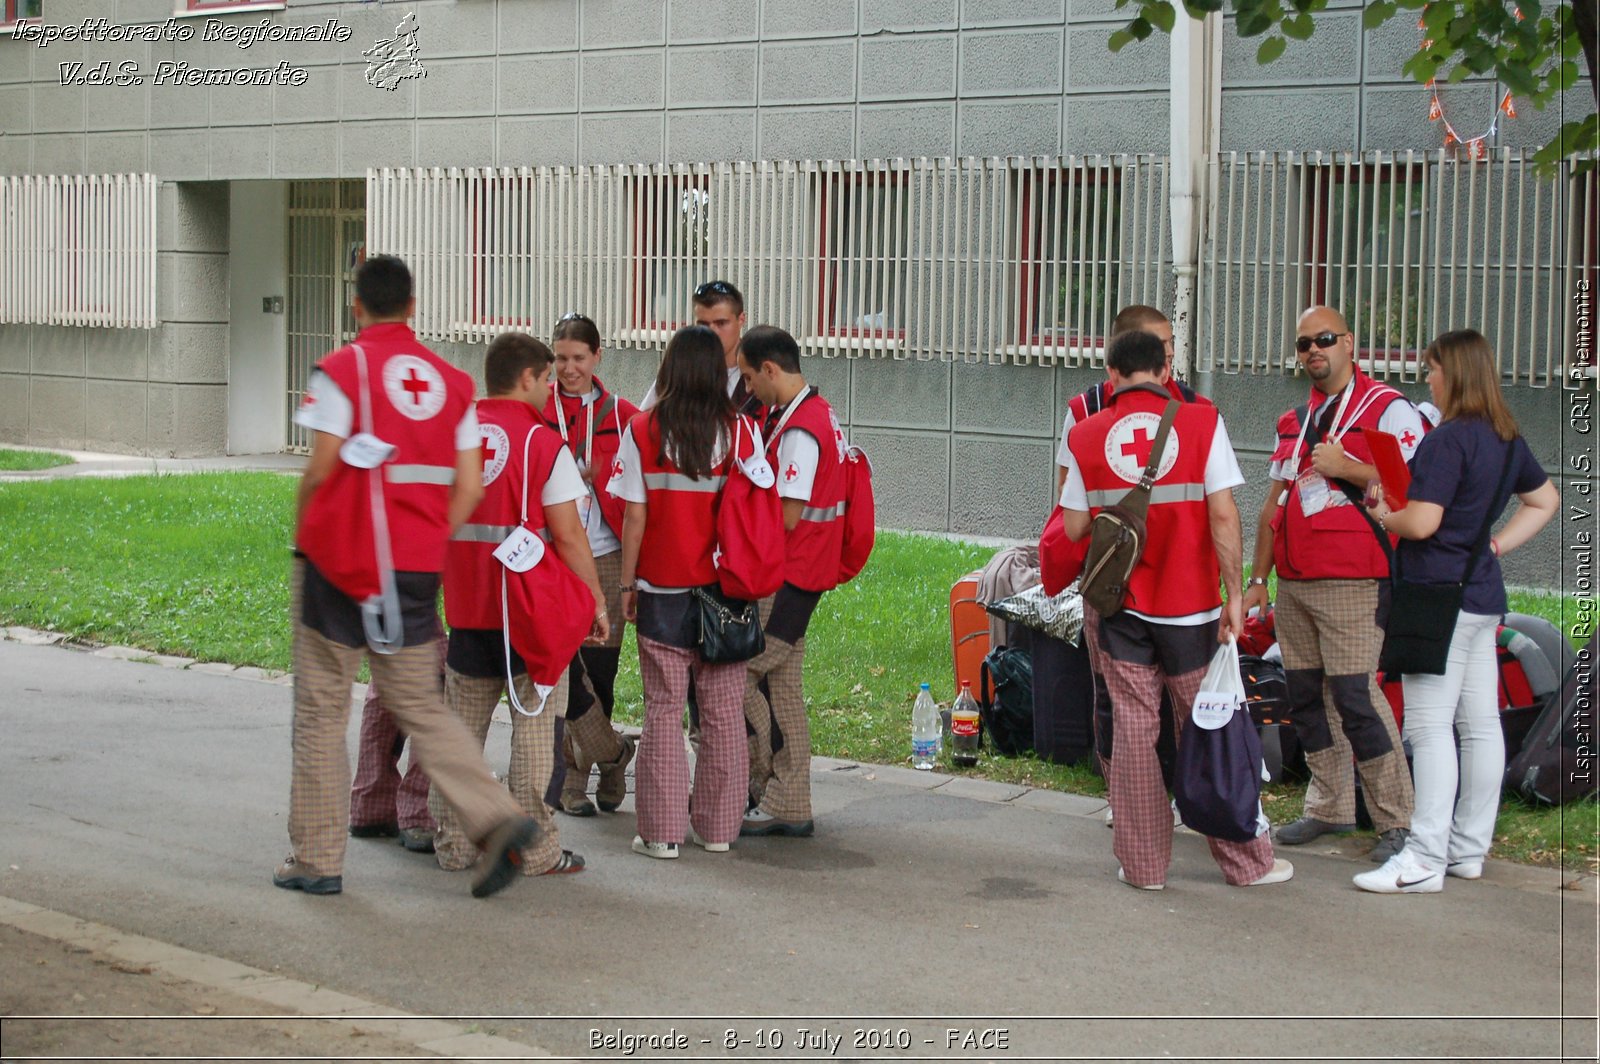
[0,448,74,471]
[0,471,1591,872]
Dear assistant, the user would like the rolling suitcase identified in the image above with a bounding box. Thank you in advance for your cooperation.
[1505,635,1596,805]
[950,570,990,696]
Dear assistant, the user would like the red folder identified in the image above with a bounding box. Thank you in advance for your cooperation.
[1363,429,1411,509]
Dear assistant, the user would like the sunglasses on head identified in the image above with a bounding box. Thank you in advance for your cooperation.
[557,311,593,324]
[1295,331,1345,354]
[694,280,735,299]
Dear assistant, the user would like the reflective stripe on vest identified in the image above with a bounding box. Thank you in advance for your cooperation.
[386,464,456,486]
[800,500,847,523]
[453,522,552,544]
[642,472,725,492]
[1085,482,1206,508]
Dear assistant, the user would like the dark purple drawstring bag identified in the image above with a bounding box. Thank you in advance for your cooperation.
[1174,641,1267,842]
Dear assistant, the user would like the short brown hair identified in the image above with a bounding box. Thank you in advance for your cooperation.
[1110,304,1168,338]
[484,332,552,395]
[1425,329,1518,441]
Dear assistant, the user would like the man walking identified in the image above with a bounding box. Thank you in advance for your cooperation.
[1243,307,1423,862]
[279,255,538,899]
[735,326,849,837]
[1063,329,1290,889]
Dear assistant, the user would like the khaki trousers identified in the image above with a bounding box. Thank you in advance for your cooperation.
[743,594,811,820]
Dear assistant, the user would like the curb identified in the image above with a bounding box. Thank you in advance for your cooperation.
[0,895,552,1060]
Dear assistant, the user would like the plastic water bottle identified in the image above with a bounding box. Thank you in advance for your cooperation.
[911,683,940,770]
[950,682,982,768]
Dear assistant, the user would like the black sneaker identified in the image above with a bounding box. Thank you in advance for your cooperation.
[471,817,539,898]
[398,827,436,854]
[348,821,398,838]
[272,857,342,895]
[1368,827,1410,863]
[1274,816,1356,846]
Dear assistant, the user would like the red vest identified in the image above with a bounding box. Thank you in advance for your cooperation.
[443,399,564,630]
[630,410,758,589]
[540,376,638,538]
[767,390,849,593]
[1068,377,1210,426]
[1069,385,1223,619]
[297,323,475,600]
[1270,370,1407,581]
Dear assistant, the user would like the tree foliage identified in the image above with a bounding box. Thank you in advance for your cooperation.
[1111,0,1597,170]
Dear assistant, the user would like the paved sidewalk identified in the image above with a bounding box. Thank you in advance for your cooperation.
[0,634,1595,1061]
[0,446,304,483]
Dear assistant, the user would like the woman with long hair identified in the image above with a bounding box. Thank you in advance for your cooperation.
[608,325,766,858]
[1356,329,1557,893]
[542,312,640,818]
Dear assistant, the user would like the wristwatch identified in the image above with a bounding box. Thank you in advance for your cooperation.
[1247,576,1268,587]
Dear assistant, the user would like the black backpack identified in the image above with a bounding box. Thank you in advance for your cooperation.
[979,645,1034,757]
[1504,636,1596,805]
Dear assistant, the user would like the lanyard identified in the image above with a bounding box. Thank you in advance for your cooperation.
[554,388,597,466]
[1288,377,1387,473]
[764,388,811,456]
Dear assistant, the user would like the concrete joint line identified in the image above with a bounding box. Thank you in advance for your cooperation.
[0,893,552,1059]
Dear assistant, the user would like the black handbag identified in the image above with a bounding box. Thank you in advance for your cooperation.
[1379,448,1514,676]
[692,584,765,664]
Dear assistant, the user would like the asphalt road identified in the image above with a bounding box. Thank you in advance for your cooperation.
[1,638,1594,1061]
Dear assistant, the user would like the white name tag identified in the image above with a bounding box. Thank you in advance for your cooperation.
[493,526,545,572]
[741,455,776,489]
[341,432,396,469]
[1191,691,1239,731]
[1295,470,1332,517]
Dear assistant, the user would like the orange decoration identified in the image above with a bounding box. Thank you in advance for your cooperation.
[1501,93,1518,118]
[1429,98,1444,120]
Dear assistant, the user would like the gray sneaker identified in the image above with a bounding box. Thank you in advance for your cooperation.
[1274,816,1357,846]
[1368,827,1410,863]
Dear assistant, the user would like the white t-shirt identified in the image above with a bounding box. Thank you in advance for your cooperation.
[768,389,823,501]
[541,447,587,508]
[555,386,622,558]
[1267,394,1426,482]
[1060,415,1245,627]
[295,368,479,450]
[1053,407,1081,469]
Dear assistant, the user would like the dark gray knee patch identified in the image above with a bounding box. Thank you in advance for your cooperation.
[1326,673,1396,760]
[1285,667,1335,752]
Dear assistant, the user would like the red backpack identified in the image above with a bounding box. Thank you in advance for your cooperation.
[837,442,876,583]
[714,416,787,601]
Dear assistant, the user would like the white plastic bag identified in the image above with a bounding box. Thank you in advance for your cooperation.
[1191,636,1245,731]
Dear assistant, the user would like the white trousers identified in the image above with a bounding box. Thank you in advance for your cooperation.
[1400,610,1503,870]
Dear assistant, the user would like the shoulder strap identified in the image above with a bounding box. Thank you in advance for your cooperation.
[1137,400,1181,490]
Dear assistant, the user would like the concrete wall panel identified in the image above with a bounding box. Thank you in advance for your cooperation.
[498,56,579,115]
[0,374,27,443]
[148,130,208,180]
[158,253,230,325]
[1360,84,1497,152]
[338,63,416,122]
[1064,93,1168,154]
[667,46,758,108]
[805,355,852,425]
[147,82,209,131]
[964,0,1065,28]
[762,0,858,40]
[860,35,956,102]
[150,323,229,384]
[416,118,494,167]
[0,86,29,135]
[580,113,664,164]
[959,28,1063,98]
[30,326,86,379]
[147,382,227,456]
[84,379,148,453]
[581,0,668,49]
[670,0,762,44]
[858,102,954,159]
[159,182,229,254]
[0,41,31,84]
[499,0,580,54]
[759,41,857,106]
[953,359,1055,437]
[28,376,84,448]
[84,328,149,382]
[1066,25,1165,92]
[852,357,951,431]
[666,110,757,163]
[416,0,501,58]
[84,133,148,173]
[1363,14,1427,84]
[272,122,340,178]
[863,0,958,33]
[0,327,29,375]
[338,120,417,173]
[958,98,1060,157]
[275,70,341,125]
[31,134,86,174]
[0,136,29,173]
[415,59,496,120]
[32,82,81,135]
[116,0,171,21]
[209,127,274,180]
[853,428,951,530]
[497,116,579,167]
[758,106,855,161]
[582,51,665,112]
[87,69,152,133]
[1221,88,1359,152]
[1222,12,1361,85]
[950,434,1055,538]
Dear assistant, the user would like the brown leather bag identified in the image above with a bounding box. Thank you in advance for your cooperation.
[1079,396,1179,617]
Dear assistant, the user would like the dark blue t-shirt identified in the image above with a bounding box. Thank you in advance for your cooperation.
[1397,417,1548,615]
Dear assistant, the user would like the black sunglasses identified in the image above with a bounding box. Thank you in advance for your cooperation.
[694,280,735,298]
[1294,331,1345,353]
[557,311,593,324]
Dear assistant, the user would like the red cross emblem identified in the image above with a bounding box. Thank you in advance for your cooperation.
[611,459,624,479]
[1120,427,1157,465]
[783,463,798,482]
[400,368,431,405]
[1400,429,1417,448]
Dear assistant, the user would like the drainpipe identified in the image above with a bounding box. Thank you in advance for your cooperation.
[1170,12,1222,397]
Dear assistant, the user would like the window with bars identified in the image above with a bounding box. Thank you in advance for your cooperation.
[180,0,285,13]
[818,170,909,337]
[631,173,713,331]
[464,175,537,330]
[3,0,42,29]
[1017,165,1123,350]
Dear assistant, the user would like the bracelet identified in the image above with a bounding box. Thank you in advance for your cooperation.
[1490,538,1500,557]
[619,583,637,593]
[1248,576,1268,587]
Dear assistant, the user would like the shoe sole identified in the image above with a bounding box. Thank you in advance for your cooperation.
[348,824,398,838]
[472,819,539,898]
[539,851,587,875]
[559,802,597,818]
[631,839,679,860]
[1274,822,1357,846]
[1447,864,1483,880]
[740,819,815,838]
[273,874,342,895]
[400,838,436,854]
[595,800,624,813]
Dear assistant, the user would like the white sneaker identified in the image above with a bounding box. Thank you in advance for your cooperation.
[1353,850,1443,893]
[1246,858,1295,886]
[689,828,729,853]
[1171,799,1183,828]
[631,836,679,860]
[1104,806,1114,828]
[1447,860,1484,880]
[1117,867,1163,891]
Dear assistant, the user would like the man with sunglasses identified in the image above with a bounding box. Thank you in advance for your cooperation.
[639,280,760,415]
[1244,306,1425,863]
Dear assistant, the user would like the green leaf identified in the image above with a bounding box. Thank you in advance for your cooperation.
[1109,27,1135,52]
[1257,35,1287,63]
[1402,52,1439,84]
[1130,15,1153,40]
[1146,1,1176,33]
[1282,11,1315,39]
[1554,59,1579,90]
[1237,10,1272,36]
[1363,1,1398,30]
